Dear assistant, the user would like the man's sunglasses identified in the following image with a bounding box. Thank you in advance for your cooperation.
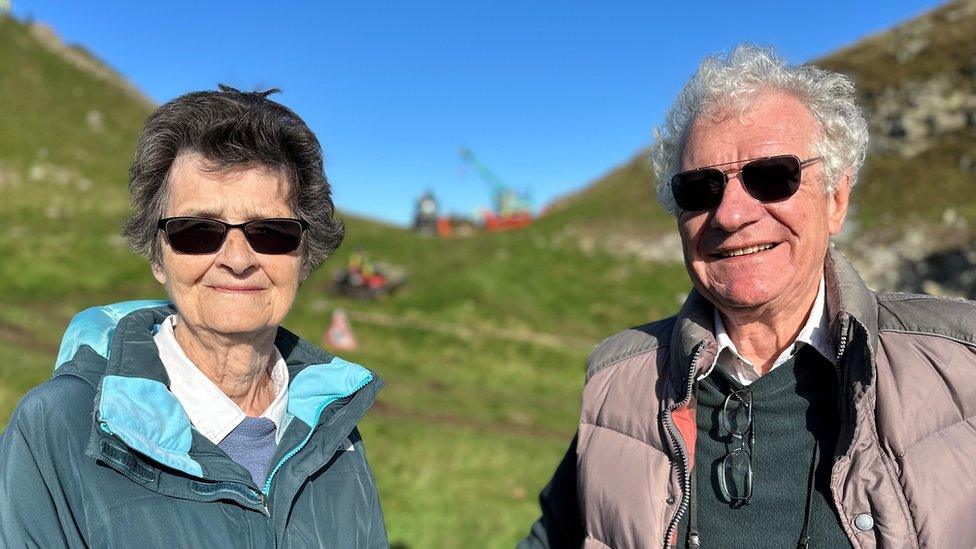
[670,154,821,212]
[157,217,308,255]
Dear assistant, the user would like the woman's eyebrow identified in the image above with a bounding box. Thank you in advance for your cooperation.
[174,208,223,218]
[171,208,284,220]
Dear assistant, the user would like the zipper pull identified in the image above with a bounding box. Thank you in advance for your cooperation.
[252,490,270,517]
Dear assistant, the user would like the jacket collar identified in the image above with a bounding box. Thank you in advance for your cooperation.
[824,247,879,398]
[824,248,879,351]
[667,290,717,404]
[56,302,378,480]
[667,247,879,404]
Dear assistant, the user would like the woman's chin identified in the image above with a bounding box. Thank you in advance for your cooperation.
[191,312,278,339]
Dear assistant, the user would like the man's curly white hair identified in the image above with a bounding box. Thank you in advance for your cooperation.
[650,44,869,215]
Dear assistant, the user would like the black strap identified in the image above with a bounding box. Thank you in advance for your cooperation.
[687,465,701,549]
[687,381,701,549]
[797,440,820,549]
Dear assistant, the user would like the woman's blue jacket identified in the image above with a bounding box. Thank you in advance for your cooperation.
[0,301,388,547]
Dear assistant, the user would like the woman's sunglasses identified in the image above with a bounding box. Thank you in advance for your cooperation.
[670,154,821,212]
[157,217,308,255]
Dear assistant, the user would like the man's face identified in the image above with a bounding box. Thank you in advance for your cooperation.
[676,91,850,316]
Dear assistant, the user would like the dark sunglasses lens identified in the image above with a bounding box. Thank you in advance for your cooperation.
[741,156,801,202]
[671,169,725,212]
[164,219,226,254]
[244,220,304,254]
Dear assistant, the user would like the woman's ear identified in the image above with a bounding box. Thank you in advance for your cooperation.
[151,261,167,286]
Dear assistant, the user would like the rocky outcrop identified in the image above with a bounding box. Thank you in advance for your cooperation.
[838,213,976,299]
[819,0,976,159]
[870,74,976,157]
[26,22,153,108]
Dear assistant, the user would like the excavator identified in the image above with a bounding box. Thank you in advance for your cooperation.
[411,148,534,237]
[459,147,533,232]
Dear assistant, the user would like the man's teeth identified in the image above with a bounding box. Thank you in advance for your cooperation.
[720,244,775,257]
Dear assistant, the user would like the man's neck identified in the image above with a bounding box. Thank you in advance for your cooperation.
[717,273,823,376]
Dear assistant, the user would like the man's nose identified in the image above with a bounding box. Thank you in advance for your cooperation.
[710,176,765,232]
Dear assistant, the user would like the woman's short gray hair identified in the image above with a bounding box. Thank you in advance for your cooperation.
[122,85,344,271]
[650,44,869,215]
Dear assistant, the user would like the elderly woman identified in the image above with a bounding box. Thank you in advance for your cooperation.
[0,87,387,547]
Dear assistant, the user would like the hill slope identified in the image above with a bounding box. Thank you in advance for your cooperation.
[1,2,975,546]
[541,0,976,296]
[0,13,687,548]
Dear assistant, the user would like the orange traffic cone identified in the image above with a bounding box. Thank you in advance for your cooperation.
[323,308,358,352]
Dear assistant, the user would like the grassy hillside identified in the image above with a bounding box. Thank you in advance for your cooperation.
[0,13,688,547]
[0,16,153,298]
[540,150,669,236]
[2,1,974,546]
[817,0,976,232]
[540,0,976,245]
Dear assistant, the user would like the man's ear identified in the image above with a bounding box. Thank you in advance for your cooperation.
[828,170,852,236]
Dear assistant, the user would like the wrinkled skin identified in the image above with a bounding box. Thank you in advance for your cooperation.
[152,153,307,340]
[677,91,851,366]
[150,153,307,410]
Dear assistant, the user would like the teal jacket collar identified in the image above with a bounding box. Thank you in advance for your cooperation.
[55,301,379,490]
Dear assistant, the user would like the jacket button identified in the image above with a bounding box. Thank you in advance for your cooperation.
[666,496,676,505]
[854,513,874,531]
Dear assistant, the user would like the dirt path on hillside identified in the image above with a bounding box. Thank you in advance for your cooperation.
[346,310,592,352]
[0,320,59,355]
[370,400,571,441]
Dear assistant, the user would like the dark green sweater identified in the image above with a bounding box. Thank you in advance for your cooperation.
[679,346,851,548]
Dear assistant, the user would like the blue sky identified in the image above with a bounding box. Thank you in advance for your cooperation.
[14,0,944,225]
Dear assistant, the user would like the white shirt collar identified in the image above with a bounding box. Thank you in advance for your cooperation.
[153,315,290,444]
[699,275,835,386]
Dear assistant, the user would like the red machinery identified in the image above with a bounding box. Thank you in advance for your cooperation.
[459,147,534,232]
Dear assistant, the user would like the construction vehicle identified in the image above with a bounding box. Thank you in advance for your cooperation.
[413,191,439,235]
[459,147,533,232]
[331,248,408,300]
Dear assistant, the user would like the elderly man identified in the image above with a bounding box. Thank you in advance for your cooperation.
[520,45,976,549]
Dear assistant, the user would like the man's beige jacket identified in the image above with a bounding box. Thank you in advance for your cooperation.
[524,249,976,549]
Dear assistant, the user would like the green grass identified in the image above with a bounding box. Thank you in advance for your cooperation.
[0,17,692,544]
[362,416,568,548]
[0,209,691,549]
[852,131,976,231]
[3,4,976,546]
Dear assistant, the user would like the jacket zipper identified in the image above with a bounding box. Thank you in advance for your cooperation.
[661,343,704,549]
[834,315,850,362]
[261,375,373,497]
[98,422,273,519]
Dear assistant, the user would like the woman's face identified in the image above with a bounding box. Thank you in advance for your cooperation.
[152,154,307,338]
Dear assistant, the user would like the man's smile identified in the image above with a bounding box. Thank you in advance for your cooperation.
[711,242,780,259]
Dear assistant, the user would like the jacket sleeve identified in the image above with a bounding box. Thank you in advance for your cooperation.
[0,413,71,548]
[517,434,583,549]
